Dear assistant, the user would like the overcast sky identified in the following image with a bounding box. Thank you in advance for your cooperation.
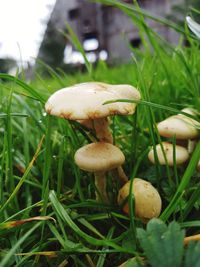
[0,0,56,63]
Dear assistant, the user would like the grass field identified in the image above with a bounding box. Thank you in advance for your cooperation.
[0,1,200,266]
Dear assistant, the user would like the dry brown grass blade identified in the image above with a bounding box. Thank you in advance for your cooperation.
[184,234,200,245]
[0,216,56,229]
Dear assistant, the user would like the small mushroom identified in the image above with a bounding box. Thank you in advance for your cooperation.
[75,142,125,202]
[157,113,199,140]
[157,107,199,143]
[117,178,162,223]
[148,142,189,166]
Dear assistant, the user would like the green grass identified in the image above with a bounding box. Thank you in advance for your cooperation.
[0,1,200,266]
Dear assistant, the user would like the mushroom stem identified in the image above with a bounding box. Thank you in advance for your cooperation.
[94,171,109,203]
[188,139,197,154]
[111,166,128,185]
[93,118,128,184]
[117,166,128,184]
[93,118,113,143]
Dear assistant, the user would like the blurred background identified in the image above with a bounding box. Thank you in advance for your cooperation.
[0,0,199,78]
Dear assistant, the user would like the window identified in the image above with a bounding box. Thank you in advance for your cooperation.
[68,8,79,20]
[130,38,141,48]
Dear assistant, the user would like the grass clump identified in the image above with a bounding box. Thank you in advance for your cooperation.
[0,1,200,266]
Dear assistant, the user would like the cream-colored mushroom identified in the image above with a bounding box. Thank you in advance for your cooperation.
[157,108,199,140]
[75,142,125,202]
[180,107,198,116]
[45,82,141,143]
[148,142,189,166]
[117,178,162,223]
[157,115,199,140]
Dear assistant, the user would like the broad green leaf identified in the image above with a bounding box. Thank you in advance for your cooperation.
[122,229,137,252]
[124,257,144,267]
[137,219,184,267]
[184,242,200,267]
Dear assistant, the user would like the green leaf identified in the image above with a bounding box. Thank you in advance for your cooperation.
[124,257,143,267]
[137,219,184,267]
[122,229,136,252]
[184,242,200,267]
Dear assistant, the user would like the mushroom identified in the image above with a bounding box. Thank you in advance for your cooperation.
[148,142,189,166]
[45,82,141,187]
[157,108,199,151]
[45,82,141,143]
[74,142,125,202]
[117,178,162,223]
[157,113,199,140]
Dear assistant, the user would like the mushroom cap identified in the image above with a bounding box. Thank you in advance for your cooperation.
[45,82,141,120]
[157,114,199,140]
[74,142,125,172]
[118,178,162,222]
[148,142,189,166]
[180,107,199,116]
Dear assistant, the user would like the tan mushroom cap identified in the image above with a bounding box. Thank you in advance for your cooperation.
[148,142,189,166]
[45,82,141,120]
[74,142,125,172]
[157,113,200,140]
[118,178,162,222]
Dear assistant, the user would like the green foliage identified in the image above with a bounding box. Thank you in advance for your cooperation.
[137,219,200,267]
[184,242,200,267]
[124,257,143,267]
[137,219,184,267]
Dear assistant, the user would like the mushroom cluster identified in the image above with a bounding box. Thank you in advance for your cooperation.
[45,82,141,202]
[148,108,200,169]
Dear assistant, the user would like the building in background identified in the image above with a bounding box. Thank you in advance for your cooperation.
[37,0,183,68]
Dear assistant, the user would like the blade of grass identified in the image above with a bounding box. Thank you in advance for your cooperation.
[181,183,200,221]
[49,190,133,253]
[94,0,190,37]
[61,24,93,77]
[0,136,44,214]
[96,227,115,267]
[42,115,52,197]
[0,113,28,118]
[0,222,41,267]
[57,137,65,197]
[104,99,200,123]
[0,73,46,103]
[6,91,14,193]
